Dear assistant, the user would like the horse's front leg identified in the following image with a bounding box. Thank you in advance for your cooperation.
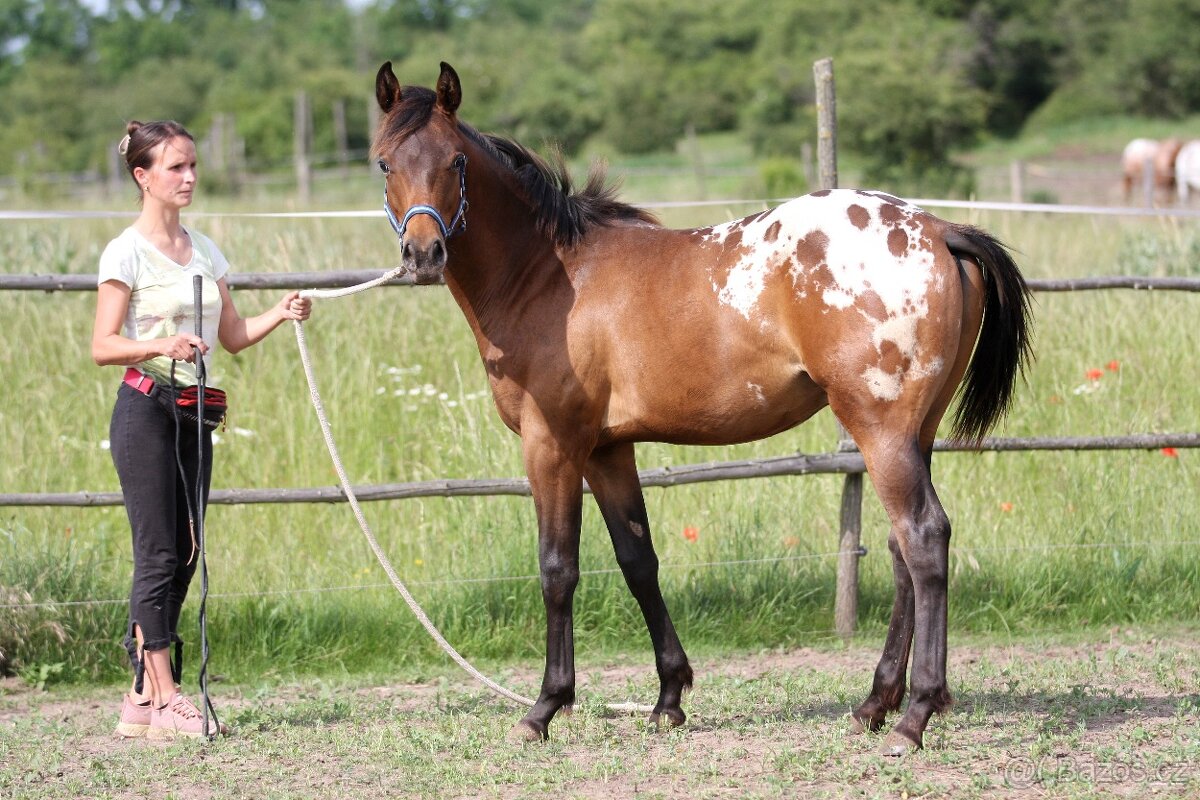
[585,443,693,728]
[510,427,587,742]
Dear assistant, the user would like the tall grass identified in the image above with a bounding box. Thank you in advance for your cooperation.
[1,183,1197,690]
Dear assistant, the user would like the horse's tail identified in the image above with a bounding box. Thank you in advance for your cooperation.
[944,224,1034,445]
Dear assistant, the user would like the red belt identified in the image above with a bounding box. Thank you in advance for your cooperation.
[123,367,155,395]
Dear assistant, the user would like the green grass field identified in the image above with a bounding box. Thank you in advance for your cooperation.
[1,132,1198,695]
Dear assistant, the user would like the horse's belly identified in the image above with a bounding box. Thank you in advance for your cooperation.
[601,368,828,446]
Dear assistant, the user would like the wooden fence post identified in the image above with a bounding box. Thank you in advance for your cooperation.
[294,90,313,203]
[333,99,350,171]
[1010,159,1025,204]
[814,57,865,641]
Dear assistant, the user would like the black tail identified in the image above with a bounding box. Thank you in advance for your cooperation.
[944,224,1034,445]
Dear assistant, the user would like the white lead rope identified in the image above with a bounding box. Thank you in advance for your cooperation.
[294,268,652,716]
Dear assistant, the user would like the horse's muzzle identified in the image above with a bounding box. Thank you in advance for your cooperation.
[402,238,447,285]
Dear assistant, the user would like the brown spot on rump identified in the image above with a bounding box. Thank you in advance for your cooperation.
[879,203,905,225]
[847,204,870,229]
[887,227,909,257]
[876,338,910,375]
[794,229,829,270]
[764,220,782,242]
[811,189,832,197]
[725,228,744,251]
[854,289,888,321]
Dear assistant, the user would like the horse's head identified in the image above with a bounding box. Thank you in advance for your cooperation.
[374,61,468,285]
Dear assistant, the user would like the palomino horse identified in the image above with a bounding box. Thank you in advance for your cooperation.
[1122,137,1184,202]
[373,62,1032,754]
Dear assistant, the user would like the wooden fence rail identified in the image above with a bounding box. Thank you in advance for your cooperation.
[2,433,1196,509]
[4,272,1199,294]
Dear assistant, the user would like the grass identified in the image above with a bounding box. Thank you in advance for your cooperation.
[0,129,1199,693]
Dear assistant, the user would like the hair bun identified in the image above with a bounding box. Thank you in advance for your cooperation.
[126,120,143,137]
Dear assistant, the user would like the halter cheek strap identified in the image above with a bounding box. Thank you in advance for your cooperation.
[384,154,469,242]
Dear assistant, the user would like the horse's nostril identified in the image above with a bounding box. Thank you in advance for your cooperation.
[433,239,446,264]
[402,242,414,261]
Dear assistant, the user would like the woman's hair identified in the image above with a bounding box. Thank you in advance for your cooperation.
[119,120,194,201]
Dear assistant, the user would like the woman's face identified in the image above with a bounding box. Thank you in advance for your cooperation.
[136,135,197,209]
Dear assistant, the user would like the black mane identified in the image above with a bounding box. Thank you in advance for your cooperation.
[374,87,658,248]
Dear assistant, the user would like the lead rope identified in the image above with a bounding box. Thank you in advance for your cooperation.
[293,267,652,716]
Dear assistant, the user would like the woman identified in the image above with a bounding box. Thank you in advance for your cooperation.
[92,120,312,739]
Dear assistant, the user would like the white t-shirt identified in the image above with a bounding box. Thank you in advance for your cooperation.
[97,226,228,387]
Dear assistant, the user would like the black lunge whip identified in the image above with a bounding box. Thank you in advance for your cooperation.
[192,274,219,740]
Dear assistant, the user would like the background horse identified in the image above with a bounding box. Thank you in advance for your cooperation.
[1122,137,1183,202]
[372,61,1032,754]
[1176,140,1200,203]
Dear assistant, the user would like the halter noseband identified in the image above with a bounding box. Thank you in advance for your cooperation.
[384,154,469,242]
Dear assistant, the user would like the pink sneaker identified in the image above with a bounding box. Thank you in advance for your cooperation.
[147,692,222,740]
[115,693,152,738]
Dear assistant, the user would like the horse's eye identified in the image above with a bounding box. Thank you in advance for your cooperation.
[452,153,466,171]
[377,159,390,175]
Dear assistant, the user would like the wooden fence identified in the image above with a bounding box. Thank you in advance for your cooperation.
[2,268,1198,638]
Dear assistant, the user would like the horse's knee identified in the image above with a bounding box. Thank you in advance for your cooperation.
[898,507,951,585]
[539,557,579,605]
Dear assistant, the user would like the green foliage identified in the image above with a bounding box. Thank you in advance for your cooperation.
[758,157,808,199]
[835,3,986,194]
[18,660,66,690]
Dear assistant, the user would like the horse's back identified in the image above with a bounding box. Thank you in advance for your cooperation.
[580,189,975,446]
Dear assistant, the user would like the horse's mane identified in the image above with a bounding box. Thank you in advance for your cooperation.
[374,87,659,248]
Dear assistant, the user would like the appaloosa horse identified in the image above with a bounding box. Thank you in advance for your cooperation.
[372,61,1032,754]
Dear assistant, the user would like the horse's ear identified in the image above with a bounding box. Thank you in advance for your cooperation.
[376,61,402,113]
[436,62,462,115]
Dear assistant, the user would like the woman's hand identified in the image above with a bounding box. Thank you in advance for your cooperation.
[158,333,209,363]
[277,290,312,322]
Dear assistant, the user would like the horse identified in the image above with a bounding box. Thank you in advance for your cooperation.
[1175,140,1200,203]
[1122,137,1183,203]
[372,61,1032,755]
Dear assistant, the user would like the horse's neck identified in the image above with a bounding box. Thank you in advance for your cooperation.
[445,219,566,354]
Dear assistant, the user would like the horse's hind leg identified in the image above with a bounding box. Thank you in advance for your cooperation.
[850,528,917,734]
[585,443,693,727]
[843,428,952,754]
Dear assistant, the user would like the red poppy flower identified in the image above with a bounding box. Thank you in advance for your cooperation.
[682,526,699,542]
[1161,447,1179,458]
[1086,368,1104,381]
[1106,360,1120,372]
[999,502,1014,513]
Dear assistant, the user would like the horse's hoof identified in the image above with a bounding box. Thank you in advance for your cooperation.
[879,730,921,756]
[648,708,686,730]
[507,720,546,743]
[558,705,574,717]
[847,713,868,735]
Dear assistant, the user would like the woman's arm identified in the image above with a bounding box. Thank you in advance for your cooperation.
[216,279,312,355]
[92,280,207,366]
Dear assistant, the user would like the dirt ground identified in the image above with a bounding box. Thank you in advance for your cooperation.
[3,628,1199,799]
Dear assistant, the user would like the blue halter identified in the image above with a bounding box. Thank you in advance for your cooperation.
[384,154,469,242]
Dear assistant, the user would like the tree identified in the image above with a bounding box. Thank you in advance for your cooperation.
[836,3,987,194]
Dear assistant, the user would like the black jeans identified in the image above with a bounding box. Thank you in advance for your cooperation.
[109,381,213,674]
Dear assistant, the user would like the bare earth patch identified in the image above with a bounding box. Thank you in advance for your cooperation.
[2,629,1199,799]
